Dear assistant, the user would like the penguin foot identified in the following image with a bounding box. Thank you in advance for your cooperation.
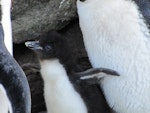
[75,68,119,85]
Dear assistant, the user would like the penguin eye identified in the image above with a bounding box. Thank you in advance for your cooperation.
[80,0,86,1]
[45,45,52,51]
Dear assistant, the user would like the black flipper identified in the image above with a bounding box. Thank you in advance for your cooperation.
[75,68,119,85]
[71,68,118,113]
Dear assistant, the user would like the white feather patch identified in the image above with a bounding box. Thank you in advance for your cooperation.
[40,59,87,113]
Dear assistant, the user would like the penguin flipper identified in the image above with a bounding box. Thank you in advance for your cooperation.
[75,68,119,85]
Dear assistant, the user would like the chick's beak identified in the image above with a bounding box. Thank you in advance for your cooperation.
[25,41,43,50]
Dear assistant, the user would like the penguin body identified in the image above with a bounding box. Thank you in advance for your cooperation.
[26,31,88,113]
[0,1,31,112]
[77,0,150,113]
[25,31,117,113]
[0,24,31,113]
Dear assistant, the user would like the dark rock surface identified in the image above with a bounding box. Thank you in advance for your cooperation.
[12,0,77,44]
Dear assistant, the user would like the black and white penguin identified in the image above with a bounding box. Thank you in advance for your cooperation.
[0,23,31,113]
[76,0,150,113]
[0,0,31,112]
[25,31,119,113]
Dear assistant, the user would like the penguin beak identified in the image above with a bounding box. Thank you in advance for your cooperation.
[25,41,43,51]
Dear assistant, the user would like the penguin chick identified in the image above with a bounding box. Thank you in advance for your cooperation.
[25,31,118,113]
[25,31,88,113]
[77,0,150,113]
[0,24,31,113]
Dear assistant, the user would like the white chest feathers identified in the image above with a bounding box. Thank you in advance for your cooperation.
[40,59,87,113]
[77,0,150,113]
[0,84,12,113]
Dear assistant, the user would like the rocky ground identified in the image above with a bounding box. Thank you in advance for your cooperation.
[12,0,91,112]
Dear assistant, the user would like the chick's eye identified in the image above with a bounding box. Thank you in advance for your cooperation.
[45,45,52,51]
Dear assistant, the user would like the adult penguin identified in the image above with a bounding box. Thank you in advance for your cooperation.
[0,0,31,112]
[0,23,31,113]
[77,0,150,113]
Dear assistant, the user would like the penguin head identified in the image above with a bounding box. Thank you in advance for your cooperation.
[25,31,71,61]
[25,31,80,73]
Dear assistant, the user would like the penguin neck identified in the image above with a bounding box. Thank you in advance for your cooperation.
[1,0,13,55]
[39,59,87,113]
[39,58,79,84]
[59,58,81,74]
[40,59,69,82]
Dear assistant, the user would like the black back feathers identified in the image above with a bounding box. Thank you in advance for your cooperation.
[133,0,150,26]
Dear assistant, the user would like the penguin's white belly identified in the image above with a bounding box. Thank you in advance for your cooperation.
[77,1,150,112]
[40,60,87,113]
[82,32,150,113]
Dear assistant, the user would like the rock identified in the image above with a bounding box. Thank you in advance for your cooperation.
[12,0,77,44]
